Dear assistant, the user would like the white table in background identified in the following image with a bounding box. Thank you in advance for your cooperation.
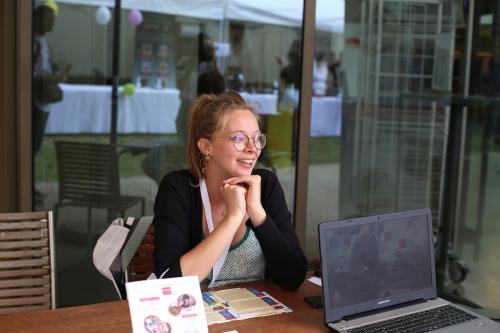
[45,84,180,134]
[311,95,342,137]
[240,92,278,115]
[242,93,342,137]
[45,84,341,137]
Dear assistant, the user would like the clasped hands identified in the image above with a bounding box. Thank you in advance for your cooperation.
[219,175,266,226]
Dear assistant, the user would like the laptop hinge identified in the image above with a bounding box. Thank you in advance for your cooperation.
[341,298,427,322]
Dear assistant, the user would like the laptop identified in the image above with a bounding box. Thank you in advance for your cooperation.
[318,208,500,333]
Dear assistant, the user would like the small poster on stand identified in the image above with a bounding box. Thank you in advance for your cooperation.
[132,12,176,89]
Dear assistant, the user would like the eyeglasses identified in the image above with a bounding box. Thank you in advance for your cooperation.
[213,132,267,152]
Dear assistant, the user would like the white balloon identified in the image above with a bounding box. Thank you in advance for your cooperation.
[95,6,111,25]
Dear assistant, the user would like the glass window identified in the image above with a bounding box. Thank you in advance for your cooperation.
[453,0,500,311]
[305,0,344,259]
[307,0,500,312]
[32,0,303,306]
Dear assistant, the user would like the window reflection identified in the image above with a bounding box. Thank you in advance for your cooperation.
[33,0,304,306]
[307,0,500,313]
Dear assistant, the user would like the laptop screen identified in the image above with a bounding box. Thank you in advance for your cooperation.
[319,209,437,323]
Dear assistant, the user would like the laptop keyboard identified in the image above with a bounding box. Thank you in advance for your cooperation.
[347,305,477,333]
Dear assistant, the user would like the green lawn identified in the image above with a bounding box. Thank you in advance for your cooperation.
[309,136,341,164]
[34,134,175,182]
[35,123,498,184]
[34,134,341,183]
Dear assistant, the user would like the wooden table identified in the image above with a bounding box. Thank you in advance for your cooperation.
[0,278,327,333]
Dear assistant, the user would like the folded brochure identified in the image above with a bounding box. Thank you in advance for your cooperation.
[203,287,292,325]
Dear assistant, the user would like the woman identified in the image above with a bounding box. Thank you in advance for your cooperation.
[153,91,307,290]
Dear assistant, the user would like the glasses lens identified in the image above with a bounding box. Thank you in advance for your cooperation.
[232,134,247,151]
[255,133,266,149]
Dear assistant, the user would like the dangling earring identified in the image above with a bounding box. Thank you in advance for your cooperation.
[199,154,210,174]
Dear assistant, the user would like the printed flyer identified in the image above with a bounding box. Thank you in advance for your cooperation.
[203,287,292,325]
[126,276,208,333]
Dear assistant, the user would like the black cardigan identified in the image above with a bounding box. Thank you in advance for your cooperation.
[153,168,308,290]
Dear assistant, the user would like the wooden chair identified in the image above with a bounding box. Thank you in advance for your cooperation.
[54,141,145,233]
[0,211,56,314]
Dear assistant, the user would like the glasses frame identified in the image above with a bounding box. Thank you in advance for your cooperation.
[212,132,267,152]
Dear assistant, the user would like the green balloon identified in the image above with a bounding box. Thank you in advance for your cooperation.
[124,83,135,96]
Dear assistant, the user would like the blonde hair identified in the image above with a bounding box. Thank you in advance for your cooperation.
[186,91,261,180]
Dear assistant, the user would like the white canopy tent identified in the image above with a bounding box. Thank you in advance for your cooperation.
[54,0,345,32]
[227,0,344,33]
[45,0,345,140]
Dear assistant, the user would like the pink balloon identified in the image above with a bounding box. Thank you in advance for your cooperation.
[128,10,143,27]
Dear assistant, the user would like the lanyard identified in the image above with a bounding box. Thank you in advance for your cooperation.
[200,179,230,288]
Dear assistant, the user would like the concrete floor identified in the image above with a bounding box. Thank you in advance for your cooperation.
[455,152,500,310]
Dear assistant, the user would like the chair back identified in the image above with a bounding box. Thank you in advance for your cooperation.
[55,141,120,204]
[0,211,56,314]
[124,218,155,282]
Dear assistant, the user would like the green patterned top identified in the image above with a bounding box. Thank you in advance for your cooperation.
[201,227,266,288]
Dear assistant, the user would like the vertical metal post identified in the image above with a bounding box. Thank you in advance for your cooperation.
[18,0,33,211]
[110,0,122,144]
[463,0,474,98]
[449,0,474,263]
[293,0,315,249]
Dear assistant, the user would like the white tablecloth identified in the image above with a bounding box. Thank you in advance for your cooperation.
[242,93,342,137]
[240,92,278,115]
[45,84,181,134]
[311,96,342,137]
[45,84,341,136]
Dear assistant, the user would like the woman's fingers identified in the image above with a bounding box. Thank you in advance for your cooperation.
[220,183,247,220]
[223,175,260,186]
[222,176,265,225]
[222,176,261,202]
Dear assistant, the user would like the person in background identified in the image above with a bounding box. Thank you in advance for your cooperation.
[327,51,340,96]
[313,53,328,96]
[142,31,228,185]
[175,55,197,146]
[153,91,307,290]
[275,39,302,163]
[179,32,226,145]
[278,39,301,107]
[33,2,70,202]
[196,32,226,95]
[226,23,246,92]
